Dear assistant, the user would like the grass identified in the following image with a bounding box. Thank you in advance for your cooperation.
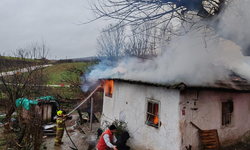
[49,86,78,99]
[0,56,42,62]
[43,62,94,85]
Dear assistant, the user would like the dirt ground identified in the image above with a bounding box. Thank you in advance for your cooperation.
[41,113,100,150]
[221,142,250,150]
[2,110,250,150]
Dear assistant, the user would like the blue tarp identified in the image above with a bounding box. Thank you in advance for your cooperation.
[16,96,55,110]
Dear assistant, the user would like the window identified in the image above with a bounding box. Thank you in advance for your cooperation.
[222,100,233,126]
[145,99,160,128]
[105,80,113,98]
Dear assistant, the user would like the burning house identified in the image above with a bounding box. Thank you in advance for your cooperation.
[82,10,250,148]
[99,76,250,150]
[84,40,250,149]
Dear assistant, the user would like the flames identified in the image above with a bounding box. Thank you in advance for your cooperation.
[105,80,113,97]
[154,103,159,124]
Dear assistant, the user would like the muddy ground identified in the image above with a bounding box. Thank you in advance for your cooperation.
[41,113,100,150]
[2,110,250,150]
[221,142,250,150]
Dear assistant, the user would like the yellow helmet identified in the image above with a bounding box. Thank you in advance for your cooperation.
[57,110,63,116]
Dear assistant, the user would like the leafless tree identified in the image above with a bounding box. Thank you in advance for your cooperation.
[89,0,222,28]
[89,0,250,56]
[59,64,88,124]
[96,23,126,62]
[158,22,174,55]
[125,22,158,58]
[27,40,50,59]
[0,43,50,149]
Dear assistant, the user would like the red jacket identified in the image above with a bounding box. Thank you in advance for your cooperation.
[97,129,114,150]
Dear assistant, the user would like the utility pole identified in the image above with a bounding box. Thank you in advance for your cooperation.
[89,97,94,131]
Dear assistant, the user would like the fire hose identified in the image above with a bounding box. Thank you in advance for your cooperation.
[64,83,102,149]
[67,83,102,116]
[64,122,78,150]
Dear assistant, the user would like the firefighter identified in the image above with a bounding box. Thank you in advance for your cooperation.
[54,110,67,146]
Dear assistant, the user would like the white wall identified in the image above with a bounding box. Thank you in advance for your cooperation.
[179,89,250,149]
[102,81,181,150]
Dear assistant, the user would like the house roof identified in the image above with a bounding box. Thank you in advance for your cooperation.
[103,74,250,92]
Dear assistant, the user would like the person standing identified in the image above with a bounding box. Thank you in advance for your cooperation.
[54,110,67,146]
[97,125,118,150]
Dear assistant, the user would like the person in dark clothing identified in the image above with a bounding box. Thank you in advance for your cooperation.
[115,131,130,150]
[97,128,103,139]
[87,106,99,122]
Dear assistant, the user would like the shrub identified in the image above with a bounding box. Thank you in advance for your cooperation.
[102,119,128,139]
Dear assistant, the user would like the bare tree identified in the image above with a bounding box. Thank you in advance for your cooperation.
[27,40,50,59]
[39,39,50,59]
[0,43,50,149]
[89,0,250,56]
[125,22,158,58]
[158,22,174,55]
[96,23,126,62]
[59,64,89,124]
[89,0,222,28]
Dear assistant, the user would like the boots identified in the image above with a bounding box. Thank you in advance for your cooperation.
[54,142,60,146]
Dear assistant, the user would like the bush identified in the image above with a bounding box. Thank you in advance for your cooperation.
[102,119,128,139]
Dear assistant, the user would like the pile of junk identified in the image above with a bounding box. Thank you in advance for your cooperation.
[15,96,72,136]
[15,95,99,136]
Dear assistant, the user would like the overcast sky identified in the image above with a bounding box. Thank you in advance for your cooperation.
[0,0,109,59]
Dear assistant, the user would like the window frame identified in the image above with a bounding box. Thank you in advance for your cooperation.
[145,98,160,129]
[221,100,234,127]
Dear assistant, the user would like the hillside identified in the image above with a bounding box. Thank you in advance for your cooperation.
[0,55,95,85]
[0,56,47,72]
[43,62,94,85]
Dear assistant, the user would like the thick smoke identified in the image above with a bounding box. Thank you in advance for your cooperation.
[216,0,250,55]
[82,0,250,92]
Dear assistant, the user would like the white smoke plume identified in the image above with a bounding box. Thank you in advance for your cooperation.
[82,0,250,91]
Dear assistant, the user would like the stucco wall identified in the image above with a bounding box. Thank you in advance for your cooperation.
[179,89,250,149]
[102,81,181,150]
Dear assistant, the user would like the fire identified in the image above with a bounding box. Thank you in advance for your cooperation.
[105,80,113,97]
[154,104,159,124]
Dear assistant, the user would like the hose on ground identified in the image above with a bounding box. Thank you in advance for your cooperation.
[64,122,78,150]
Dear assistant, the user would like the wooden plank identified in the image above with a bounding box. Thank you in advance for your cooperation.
[201,138,217,141]
[202,141,219,144]
[201,138,218,141]
[190,122,221,150]
[201,135,217,138]
[200,130,217,133]
[200,136,218,139]
[200,132,218,136]
[200,136,218,140]
[190,121,201,130]
[202,143,220,147]
[199,129,221,150]
[203,145,218,148]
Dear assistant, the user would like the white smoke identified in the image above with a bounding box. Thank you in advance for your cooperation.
[83,0,250,91]
[86,31,245,86]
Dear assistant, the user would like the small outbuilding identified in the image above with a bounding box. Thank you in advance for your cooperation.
[16,96,59,124]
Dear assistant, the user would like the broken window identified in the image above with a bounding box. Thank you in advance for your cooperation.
[105,80,113,98]
[222,100,233,126]
[145,99,160,128]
